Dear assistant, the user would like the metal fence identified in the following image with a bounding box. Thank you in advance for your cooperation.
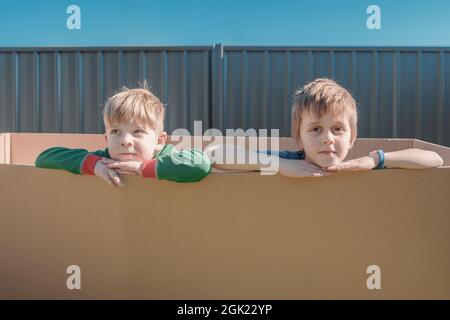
[1,45,449,146]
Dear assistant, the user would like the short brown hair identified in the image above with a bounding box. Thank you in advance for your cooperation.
[103,82,165,133]
[291,78,357,144]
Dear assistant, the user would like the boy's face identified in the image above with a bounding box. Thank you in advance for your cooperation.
[105,120,166,162]
[298,110,355,168]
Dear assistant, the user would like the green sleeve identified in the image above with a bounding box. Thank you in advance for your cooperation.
[156,144,211,182]
[35,147,108,174]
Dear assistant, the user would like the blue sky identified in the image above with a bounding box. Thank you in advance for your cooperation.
[0,0,449,46]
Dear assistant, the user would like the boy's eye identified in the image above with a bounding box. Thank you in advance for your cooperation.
[311,127,321,133]
[110,129,118,134]
[134,129,146,134]
[333,127,344,133]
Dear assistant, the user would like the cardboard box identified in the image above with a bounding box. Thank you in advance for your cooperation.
[0,133,449,299]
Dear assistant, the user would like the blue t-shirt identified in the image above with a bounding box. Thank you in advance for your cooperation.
[257,150,305,160]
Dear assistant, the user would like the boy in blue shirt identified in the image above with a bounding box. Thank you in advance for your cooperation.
[207,78,443,176]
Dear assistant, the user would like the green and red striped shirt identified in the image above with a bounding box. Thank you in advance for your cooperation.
[35,144,211,183]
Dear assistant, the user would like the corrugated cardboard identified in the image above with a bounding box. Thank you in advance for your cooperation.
[0,133,449,299]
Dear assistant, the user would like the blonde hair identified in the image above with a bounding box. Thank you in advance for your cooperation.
[291,78,357,144]
[103,82,165,133]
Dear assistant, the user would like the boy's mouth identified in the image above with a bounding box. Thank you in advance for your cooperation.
[318,151,336,155]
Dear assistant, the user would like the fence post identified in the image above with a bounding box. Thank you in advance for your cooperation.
[211,43,224,132]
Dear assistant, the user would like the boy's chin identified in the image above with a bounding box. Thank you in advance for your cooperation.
[119,158,140,162]
[314,158,341,169]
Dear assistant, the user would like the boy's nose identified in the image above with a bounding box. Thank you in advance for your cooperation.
[322,132,334,145]
[121,134,133,146]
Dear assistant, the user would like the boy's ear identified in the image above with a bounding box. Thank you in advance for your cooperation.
[156,132,168,151]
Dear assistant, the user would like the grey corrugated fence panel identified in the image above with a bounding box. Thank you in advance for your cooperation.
[0,46,449,146]
[0,47,211,135]
[221,47,450,146]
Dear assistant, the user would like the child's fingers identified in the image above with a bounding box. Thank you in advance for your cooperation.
[326,166,344,171]
[100,173,115,188]
[310,171,331,177]
[104,174,117,187]
[107,163,134,172]
[302,162,322,170]
[340,161,369,171]
[107,163,129,170]
[107,169,124,187]
[287,169,330,177]
[115,169,137,175]
[327,161,357,171]
[107,163,138,172]
[100,158,115,165]
[106,163,120,168]
[311,172,325,177]
[306,164,330,173]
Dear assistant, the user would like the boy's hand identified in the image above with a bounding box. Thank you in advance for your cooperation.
[325,154,378,172]
[279,159,331,177]
[94,160,124,188]
[100,158,144,176]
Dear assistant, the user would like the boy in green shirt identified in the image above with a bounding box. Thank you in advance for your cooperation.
[35,85,211,186]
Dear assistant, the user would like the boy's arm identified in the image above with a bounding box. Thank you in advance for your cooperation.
[204,144,262,172]
[140,145,211,182]
[35,147,108,175]
[382,148,444,169]
[204,144,330,177]
[326,148,444,171]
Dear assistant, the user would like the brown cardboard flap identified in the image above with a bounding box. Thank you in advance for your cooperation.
[10,133,106,166]
[345,138,413,160]
[2,133,450,167]
[0,133,11,164]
